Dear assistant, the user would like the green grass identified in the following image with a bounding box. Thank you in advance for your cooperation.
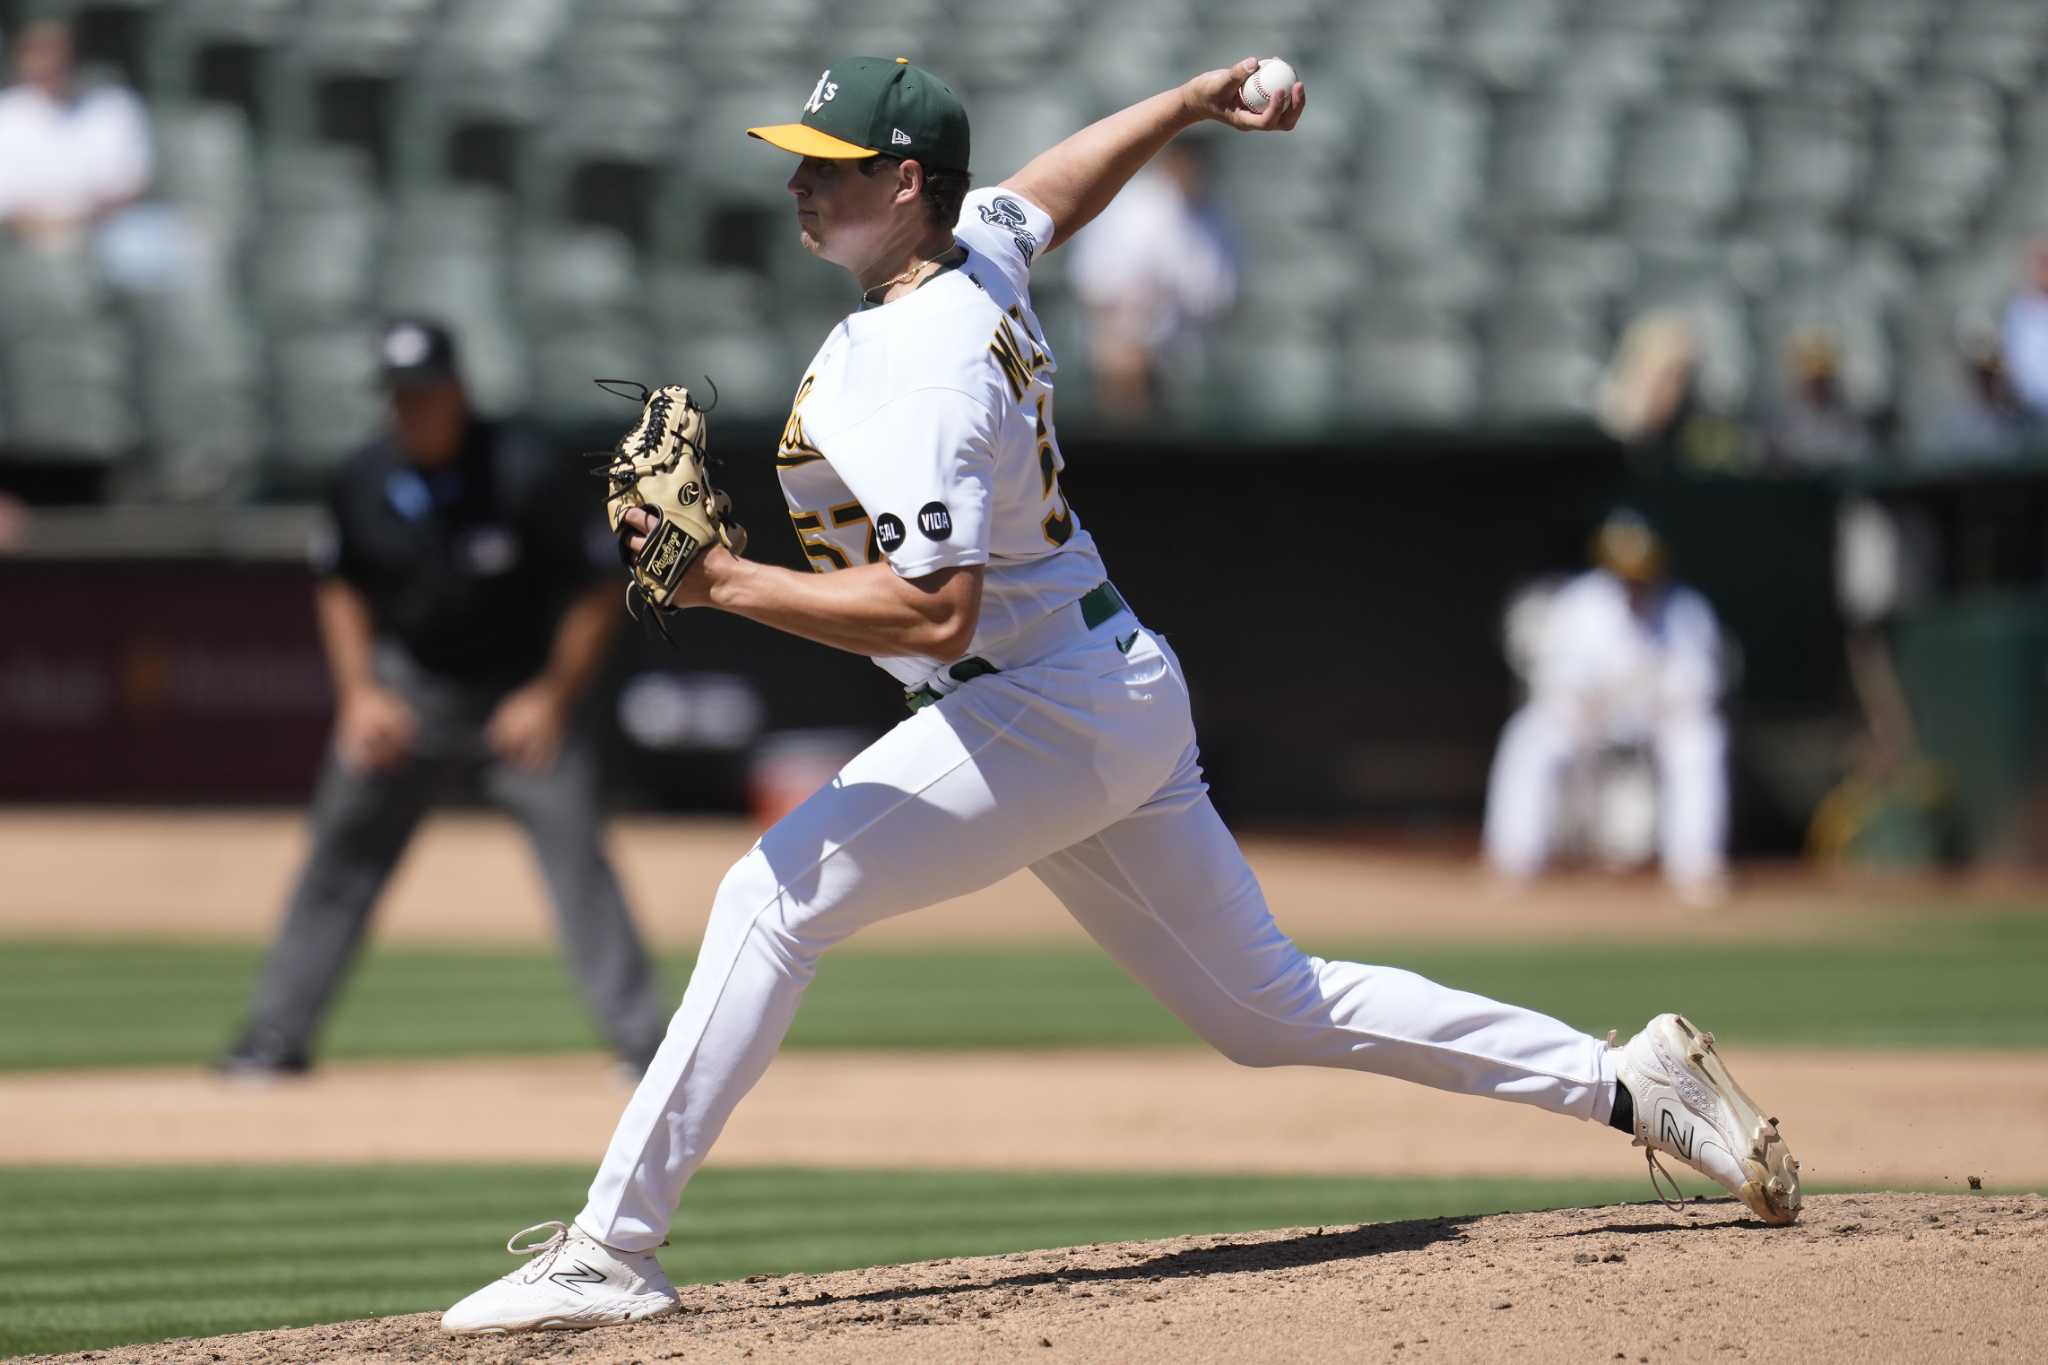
[0,1164,1768,1357]
[2,910,2045,1071]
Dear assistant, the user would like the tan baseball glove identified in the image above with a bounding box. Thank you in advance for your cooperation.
[595,381,747,627]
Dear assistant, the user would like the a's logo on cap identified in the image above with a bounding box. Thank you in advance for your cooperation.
[804,69,839,114]
[891,127,912,146]
[384,325,431,368]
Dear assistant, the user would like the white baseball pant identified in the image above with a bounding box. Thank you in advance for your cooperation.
[579,614,1618,1251]
[1483,699,1729,888]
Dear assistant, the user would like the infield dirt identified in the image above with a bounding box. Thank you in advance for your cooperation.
[21,1194,2044,1365]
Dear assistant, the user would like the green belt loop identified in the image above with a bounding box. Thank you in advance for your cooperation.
[904,582,1124,712]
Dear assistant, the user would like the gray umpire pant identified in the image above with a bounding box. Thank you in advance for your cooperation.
[240,647,670,1068]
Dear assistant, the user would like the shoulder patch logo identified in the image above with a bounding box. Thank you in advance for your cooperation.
[891,127,912,146]
[976,195,1037,261]
[916,502,953,542]
[875,512,906,552]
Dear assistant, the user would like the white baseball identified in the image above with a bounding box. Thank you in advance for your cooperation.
[1240,58,1298,114]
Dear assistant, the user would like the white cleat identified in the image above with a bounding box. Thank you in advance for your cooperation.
[441,1220,680,1334]
[1610,1013,1802,1226]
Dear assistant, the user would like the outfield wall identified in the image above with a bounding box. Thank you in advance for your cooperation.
[5,432,2043,855]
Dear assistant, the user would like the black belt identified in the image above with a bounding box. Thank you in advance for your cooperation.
[904,582,1127,711]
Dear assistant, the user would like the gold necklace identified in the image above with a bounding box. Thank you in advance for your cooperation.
[861,246,963,306]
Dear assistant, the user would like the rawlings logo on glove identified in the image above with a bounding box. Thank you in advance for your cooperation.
[591,380,747,636]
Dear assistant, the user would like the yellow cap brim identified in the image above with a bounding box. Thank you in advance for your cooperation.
[746,123,878,158]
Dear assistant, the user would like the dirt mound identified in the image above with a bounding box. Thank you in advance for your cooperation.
[29,1194,2044,1364]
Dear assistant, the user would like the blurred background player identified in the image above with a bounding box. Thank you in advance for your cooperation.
[1935,317,2041,462]
[1484,510,1730,906]
[1762,327,1881,471]
[1594,311,1748,472]
[1999,238,2048,421]
[1067,139,1237,421]
[215,318,669,1079]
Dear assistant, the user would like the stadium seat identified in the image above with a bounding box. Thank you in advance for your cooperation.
[1500,235,1636,311]
[1576,0,1695,34]
[1743,97,1869,228]
[150,103,260,244]
[1453,0,1569,92]
[1482,299,1605,420]
[18,0,2048,471]
[1550,25,1668,103]
[1863,86,2004,251]
[516,226,643,325]
[1341,313,1480,426]
[529,325,661,423]
[266,325,387,482]
[1680,0,1817,92]
[253,211,380,326]
[1928,11,2045,94]
[1804,0,1931,92]
[1207,317,1345,434]
[1485,96,1617,229]
[662,326,796,422]
[130,294,268,502]
[259,140,380,215]
[1352,82,1487,254]
[1614,99,1746,230]
[0,326,139,462]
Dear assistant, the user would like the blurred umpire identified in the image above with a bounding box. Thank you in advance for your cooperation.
[216,319,669,1078]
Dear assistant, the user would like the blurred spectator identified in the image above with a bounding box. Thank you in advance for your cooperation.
[216,319,670,1080]
[1763,327,1877,470]
[1068,140,1237,420]
[1484,511,1730,906]
[2001,238,2048,418]
[0,491,27,549]
[0,19,150,255]
[1936,321,2040,461]
[1594,311,1748,471]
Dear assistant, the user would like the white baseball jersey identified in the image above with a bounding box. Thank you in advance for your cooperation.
[773,186,1108,689]
[1528,570,1722,742]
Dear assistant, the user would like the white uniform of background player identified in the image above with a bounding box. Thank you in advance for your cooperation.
[443,56,1797,1336]
[1484,520,1728,899]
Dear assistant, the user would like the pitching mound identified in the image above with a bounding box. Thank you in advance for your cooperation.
[28,1194,2044,1364]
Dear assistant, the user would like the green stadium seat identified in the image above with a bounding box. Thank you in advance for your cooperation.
[1486,95,1617,229]
[1614,99,1746,231]
[1743,96,1869,229]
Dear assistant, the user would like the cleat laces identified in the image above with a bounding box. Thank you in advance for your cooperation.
[1609,1029,1689,1214]
[505,1220,576,1283]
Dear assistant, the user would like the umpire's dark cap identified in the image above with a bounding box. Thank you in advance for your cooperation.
[378,318,462,389]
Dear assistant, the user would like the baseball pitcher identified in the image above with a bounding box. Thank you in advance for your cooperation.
[443,55,1800,1335]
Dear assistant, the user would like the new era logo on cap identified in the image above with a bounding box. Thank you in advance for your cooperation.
[891,127,912,145]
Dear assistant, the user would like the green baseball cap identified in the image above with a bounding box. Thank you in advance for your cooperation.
[748,56,970,174]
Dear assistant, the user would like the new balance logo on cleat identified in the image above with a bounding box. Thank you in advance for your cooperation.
[891,127,912,145]
[1659,1108,1696,1161]
[548,1261,608,1294]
